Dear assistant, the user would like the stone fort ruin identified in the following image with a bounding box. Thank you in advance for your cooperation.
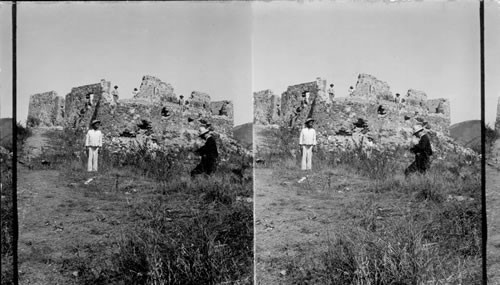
[496,97,500,136]
[27,75,240,155]
[254,73,472,156]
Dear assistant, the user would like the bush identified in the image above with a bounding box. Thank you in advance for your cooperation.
[26,116,41,128]
[1,153,13,284]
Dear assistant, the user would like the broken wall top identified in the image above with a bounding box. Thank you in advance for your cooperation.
[28,91,65,127]
[133,75,176,104]
[496,97,500,135]
[351,73,393,101]
[254,89,281,125]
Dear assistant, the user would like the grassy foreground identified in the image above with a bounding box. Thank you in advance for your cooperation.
[258,126,482,284]
[24,128,253,285]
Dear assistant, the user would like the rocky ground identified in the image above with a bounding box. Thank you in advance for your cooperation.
[487,139,500,284]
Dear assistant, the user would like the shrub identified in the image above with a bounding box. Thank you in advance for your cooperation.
[26,116,41,128]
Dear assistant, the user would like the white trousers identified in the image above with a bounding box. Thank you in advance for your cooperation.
[87,147,99,172]
[301,145,313,170]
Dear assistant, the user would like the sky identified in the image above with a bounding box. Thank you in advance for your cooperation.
[253,0,481,125]
[0,3,12,119]
[2,1,499,126]
[15,2,252,125]
[486,1,500,126]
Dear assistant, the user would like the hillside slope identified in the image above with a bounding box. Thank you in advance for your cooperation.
[0,118,13,150]
[449,120,481,149]
[233,122,252,149]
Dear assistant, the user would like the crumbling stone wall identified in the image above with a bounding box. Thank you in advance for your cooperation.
[405,89,427,107]
[189,91,211,111]
[64,81,112,130]
[52,96,66,126]
[27,91,65,127]
[29,75,238,155]
[134,75,177,104]
[352,74,393,101]
[255,74,454,155]
[280,81,318,127]
[210,100,234,119]
[426,98,449,117]
[253,90,280,125]
[496,97,500,135]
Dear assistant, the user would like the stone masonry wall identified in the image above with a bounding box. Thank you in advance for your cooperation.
[64,81,111,130]
[352,73,393,101]
[496,97,500,135]
[253,90,280,125]
[27,91,65,127]
[28,75,242,157]
[255,73,455,155]
[210,100,234,119]
[405,89,427,107]
[134,75,177,104]
[61,76,233,143]
[281,81,318,128]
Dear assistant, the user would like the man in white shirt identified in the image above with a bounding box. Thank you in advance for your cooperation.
[299,118,317,171]
[85,120,103,172]
[111,86,119,103]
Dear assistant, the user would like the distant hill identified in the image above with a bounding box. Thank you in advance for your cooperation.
[449,120,481,149]
[0,118,13,150]
[233,122,252,149]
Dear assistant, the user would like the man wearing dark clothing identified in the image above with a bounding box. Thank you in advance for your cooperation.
[405,125,433,176]
[191,127,219,177]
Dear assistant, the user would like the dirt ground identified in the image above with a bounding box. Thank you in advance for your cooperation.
[16,128,150,284]
[254,166,407,284]
[487,139,500,284]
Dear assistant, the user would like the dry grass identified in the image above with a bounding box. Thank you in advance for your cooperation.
[260,127,482,284]
[23,129,253,285]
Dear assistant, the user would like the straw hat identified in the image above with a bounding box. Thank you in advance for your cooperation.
[412,125,424,135]
[305,118,315,124]
[198,126,210,137]
[91,120,101,126]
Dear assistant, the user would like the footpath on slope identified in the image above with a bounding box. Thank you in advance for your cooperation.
[17,128,141,284]
[487,139,500,284]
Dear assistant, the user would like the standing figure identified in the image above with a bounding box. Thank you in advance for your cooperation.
[348,86,355,96]
[299,118,317,171]
[395,93,403,112]
[405,125,433,176]
[132,88,139,97]
[179,95,185,112]
[327,84,335,102]
[85,120,103,172]
[301,91,309,106]
[111,85,119,103]
[191,127,219,177]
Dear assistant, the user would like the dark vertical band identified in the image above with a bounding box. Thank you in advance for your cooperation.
[12,1,18,284]
[480,0,487,283]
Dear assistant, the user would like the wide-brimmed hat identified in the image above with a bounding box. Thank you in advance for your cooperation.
[413,125,424,135]
[305,118,315,124]
[91,120,101,126]
[198,126,210,137]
